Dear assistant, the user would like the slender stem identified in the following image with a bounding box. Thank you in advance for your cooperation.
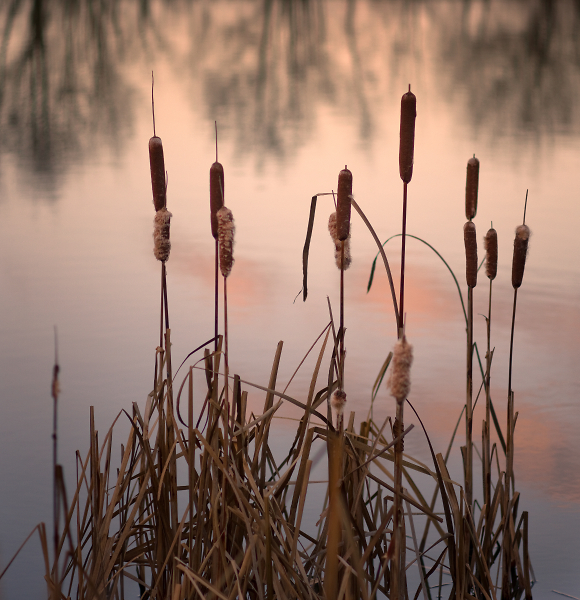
[466,285,474,509]
[484,278,493,562]
[399,182,408,337]
[214,239,219,352]
[224,276,230,429]
[508,288,518,398]
[340,241,345,391]
[506,287,518,497]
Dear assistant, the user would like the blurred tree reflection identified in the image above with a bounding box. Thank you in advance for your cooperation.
[1,0,580,194]
[435,0,580,143]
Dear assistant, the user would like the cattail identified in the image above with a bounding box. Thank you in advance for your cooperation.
[387,335,413,403]
[331,390,347,417]
[153,207,172,261]
[149,136,166,211]
[328,212,352,270]
[217,206,235,277]
[336,167,352,241]
[512,224,530,289]
[210,162,225,239]
[465,156,479,220]
[484,227,498,280]
[464,221,478,288]
[399,87,417,184]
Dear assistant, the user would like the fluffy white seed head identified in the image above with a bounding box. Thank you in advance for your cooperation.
[387,335,413,404]
[331,389,347,414]
[329,212,352,270]
[217,206,235,277]
[153,207,172,262]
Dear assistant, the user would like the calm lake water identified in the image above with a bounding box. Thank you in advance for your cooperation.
[0,0,579,598]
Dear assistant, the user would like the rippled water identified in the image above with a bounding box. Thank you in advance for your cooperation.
[0,1,579,598]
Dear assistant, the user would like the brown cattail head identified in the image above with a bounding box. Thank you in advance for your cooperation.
[387,335,413,404]
[465,156,479,220]
[153,207,172,261]
[399,88,417,183]
[217,206,235,277]
[149,136,166,211]
[464,221,478,288]
[484,227,498,280]
[210,162,225,239]
[336,167,353,241]
[512,224,530,289]
[328,212,352,270]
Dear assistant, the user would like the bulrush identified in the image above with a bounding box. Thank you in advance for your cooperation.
[153,207,172,262]
[484,227,498,280]
[464,221,478,288]
[387,335,413,403]
[512,224,530,289]
[328,212,352,270]
[217,207,235,278]
[399,87,417,184]
[149,136,166,211]
[465,156,479,220]
[210,162,225,239]
[336,167,353,240]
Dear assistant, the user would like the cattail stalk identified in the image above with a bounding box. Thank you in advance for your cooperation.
[483,225,497,551]
[337,169,352,394]
[507,216,530,492]
[210,130,224,352]
[463,189,478,511]
[398,86,416,338]
[148,87,178,578]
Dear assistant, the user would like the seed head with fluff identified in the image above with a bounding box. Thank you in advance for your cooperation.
[387,335,413,404]
[331,389,347,416]
[217,206,235,278]
[153,207,172,262]
[328,212,352,270]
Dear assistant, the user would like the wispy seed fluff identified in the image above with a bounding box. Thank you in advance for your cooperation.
[512,224,530,289]
[328,212,352,270]
[387,336,413,404]
[217,206,235,278]
[331,390,347,427]
[153,207,172,262]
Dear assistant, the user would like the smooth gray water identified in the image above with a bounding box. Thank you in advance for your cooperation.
[0,1,579,598]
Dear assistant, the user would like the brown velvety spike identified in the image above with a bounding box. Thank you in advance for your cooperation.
[512,224,530,289]
[336,167,353,241]
[466,156,480,220]
[149,136,166,211]
[399,90,417,183]
[464,221,478,288]
[210,162,225,239]
[484,227,498,280]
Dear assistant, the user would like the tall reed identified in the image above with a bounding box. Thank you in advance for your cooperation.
[463,155,479,510]
[210,124,224,352]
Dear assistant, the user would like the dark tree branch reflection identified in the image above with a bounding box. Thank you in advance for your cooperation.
[2,0,580,195]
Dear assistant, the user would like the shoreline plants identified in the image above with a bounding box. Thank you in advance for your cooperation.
[1,87,535,600]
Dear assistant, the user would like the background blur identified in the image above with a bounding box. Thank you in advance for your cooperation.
[0,0,579,597]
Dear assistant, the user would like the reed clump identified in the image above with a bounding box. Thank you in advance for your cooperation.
[2,88,536,600]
